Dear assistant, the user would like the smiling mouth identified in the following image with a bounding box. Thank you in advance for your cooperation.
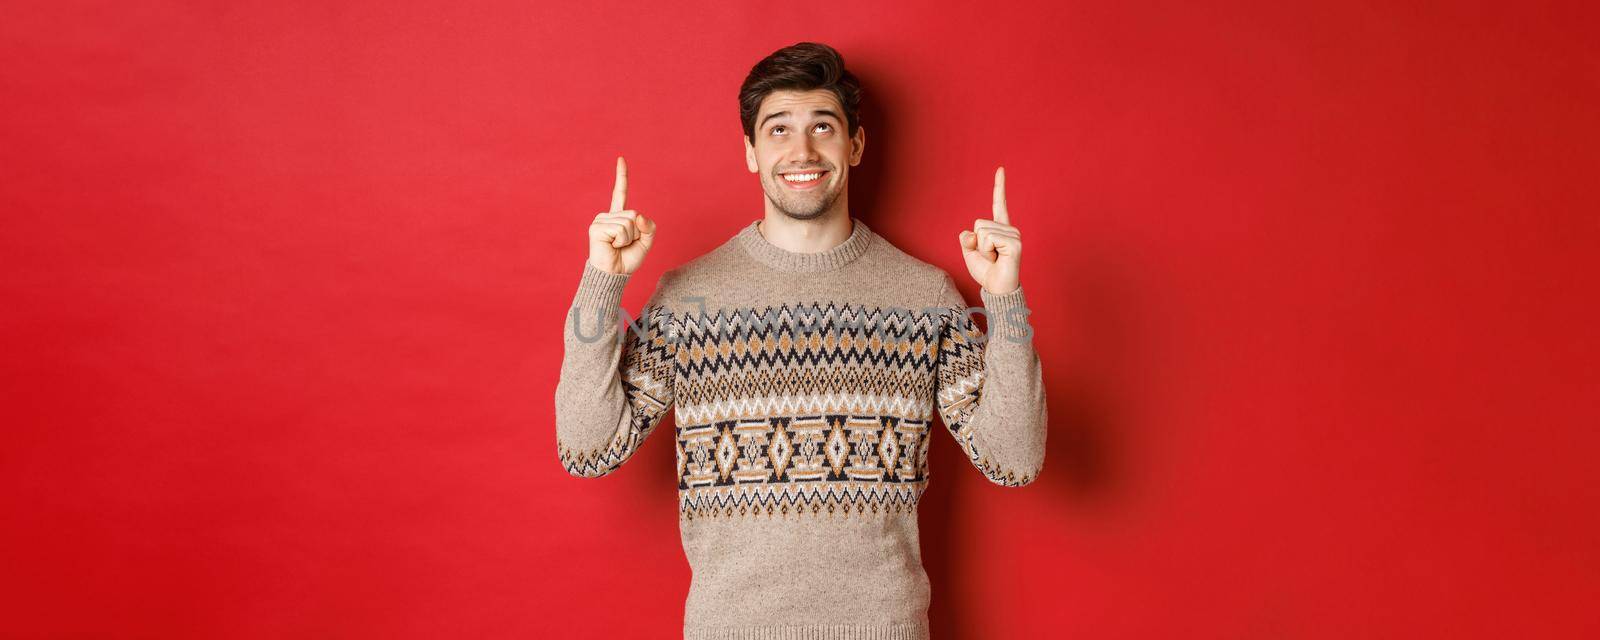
[779,170,828,189]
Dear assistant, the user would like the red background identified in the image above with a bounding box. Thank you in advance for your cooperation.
[3,1,1597,637]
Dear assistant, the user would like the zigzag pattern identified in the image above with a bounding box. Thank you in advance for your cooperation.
[673,301,955,413]
[677,371,936,421]
[680,479,924,520]
[676,302,948,376]
[676,391,931,426]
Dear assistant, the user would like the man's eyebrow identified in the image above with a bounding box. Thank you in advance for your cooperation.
[758,109,843,129]
[810,109,842,124]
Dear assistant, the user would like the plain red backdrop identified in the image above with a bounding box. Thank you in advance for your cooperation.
[2,1,1597,638]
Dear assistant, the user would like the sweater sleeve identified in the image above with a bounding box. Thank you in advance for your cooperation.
[554,261,680,478]
[931,271,1048,487]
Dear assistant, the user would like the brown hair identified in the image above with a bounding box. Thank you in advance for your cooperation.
[738,42,863,141]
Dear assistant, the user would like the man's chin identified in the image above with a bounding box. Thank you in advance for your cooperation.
[768,201,822,219]
[765,194,830,221]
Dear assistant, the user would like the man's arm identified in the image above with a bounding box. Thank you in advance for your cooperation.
[554,261,679,478]
[932,272,1048,487]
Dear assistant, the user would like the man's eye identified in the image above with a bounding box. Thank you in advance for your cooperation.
[771,125,785,135]
[815,123,832,133]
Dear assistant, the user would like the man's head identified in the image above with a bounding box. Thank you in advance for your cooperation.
[739,42,866,221]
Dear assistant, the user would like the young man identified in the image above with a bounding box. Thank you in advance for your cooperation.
[555,42,1047,640]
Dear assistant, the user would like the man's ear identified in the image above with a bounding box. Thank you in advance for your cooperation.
[744,135,759,173]
[849,125,866,166]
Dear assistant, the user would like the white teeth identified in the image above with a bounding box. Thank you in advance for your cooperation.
[783,172,822,182]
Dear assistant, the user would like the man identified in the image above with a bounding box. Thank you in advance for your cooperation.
[555,41,1047,640]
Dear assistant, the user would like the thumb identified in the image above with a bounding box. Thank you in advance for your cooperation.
[959,230,978,253]
[633,214,656,248]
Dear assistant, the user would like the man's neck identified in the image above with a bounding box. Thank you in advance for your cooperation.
[756,212,854,254]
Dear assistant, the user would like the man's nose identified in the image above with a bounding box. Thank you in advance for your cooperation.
[793,139,821,164]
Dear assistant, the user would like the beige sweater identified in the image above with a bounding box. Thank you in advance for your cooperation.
[555,216,1048,640]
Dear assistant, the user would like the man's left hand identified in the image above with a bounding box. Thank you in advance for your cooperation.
[959,166,1022,295]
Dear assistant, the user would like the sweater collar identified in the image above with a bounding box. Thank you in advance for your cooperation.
[735,216,875,273]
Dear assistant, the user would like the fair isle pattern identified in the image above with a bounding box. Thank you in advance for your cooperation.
[935,304,1040,488]
[672,301,946,410]
[557,304,679,478]
[675,414,932,520]
[556,296,1040,492]
[667,299,1019,519]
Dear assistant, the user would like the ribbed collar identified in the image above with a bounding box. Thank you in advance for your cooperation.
[735,216,876,273]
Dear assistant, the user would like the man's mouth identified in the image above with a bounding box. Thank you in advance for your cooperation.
[779,170,828,190]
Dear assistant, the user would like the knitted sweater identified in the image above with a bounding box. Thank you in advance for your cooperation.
[555,216,1048,640]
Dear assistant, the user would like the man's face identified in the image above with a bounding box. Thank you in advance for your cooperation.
[745,89,865,220]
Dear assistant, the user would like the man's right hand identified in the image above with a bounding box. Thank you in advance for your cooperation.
[588,156,656,275]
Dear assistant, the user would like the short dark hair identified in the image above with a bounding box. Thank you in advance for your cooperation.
[738,42,863,141]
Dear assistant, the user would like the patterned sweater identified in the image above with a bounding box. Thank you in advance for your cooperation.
[555,216,1048,640]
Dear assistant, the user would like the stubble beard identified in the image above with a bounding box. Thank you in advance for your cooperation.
[762,170,843,221]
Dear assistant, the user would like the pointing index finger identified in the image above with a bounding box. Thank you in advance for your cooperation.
[610,156,628,212]
[992,166,1009,224]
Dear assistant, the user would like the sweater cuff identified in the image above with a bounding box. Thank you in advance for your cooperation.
[979,284,1034,344]
[573,260,630,315]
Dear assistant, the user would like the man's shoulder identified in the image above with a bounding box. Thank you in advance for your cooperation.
[865,231,961,304]
[646,232,744,301]
[660,235,740,280]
